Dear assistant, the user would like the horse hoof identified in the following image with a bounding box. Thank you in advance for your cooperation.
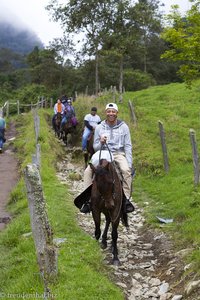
[112,259,120,266]
[101,242,107,249]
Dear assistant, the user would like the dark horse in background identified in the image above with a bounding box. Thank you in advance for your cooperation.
[75,158,128,265]
[62,116,77,146]
[84,131,95,169]
[53,112,62,139]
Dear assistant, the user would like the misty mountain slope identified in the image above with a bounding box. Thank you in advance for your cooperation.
[0,21,43,55]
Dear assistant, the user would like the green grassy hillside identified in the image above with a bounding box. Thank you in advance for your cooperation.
[73,81,200,274]
[1,79,200,298]
[77,81,200,275]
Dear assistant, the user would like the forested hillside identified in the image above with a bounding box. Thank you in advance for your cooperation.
[0,21,43,55]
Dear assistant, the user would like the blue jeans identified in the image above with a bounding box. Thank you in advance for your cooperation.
[82,128,92,150]
[0,129,4,149]
[61,116,67,127]
[0,138,3,149]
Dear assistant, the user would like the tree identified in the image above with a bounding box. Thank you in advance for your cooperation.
[161,1,200,84]
[46,0,115,96]
[131,0,163,73]
[100,0,163,100]
[27,48,63,89]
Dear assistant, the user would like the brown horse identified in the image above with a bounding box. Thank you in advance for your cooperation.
[90,159,128,265]
[62,117,76,145]
[84,131,95,169]
[54,112,62,139]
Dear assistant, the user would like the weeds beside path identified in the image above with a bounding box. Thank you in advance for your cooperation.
[0,121,18,230]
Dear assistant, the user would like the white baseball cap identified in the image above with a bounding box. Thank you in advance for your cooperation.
[105,103,118,112]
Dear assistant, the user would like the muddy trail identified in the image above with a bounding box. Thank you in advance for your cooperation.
[0,122,18,230]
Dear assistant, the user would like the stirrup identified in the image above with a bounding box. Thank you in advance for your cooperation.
[125,198,135,213]
[80,202,90,214]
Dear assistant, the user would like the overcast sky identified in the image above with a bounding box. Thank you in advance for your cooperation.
[0,0,192,46]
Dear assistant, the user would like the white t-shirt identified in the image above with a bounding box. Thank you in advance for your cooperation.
[84,114,101,128]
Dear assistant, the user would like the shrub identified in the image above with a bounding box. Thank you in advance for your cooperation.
[123,69,156,91]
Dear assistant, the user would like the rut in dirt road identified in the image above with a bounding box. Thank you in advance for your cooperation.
[0,122,18,230]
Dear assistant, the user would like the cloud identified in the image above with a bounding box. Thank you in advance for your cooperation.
[0,3,32,31]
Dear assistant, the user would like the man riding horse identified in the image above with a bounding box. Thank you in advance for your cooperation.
[76,102,135,214]
[61,98,77,130]
[52,98,65,131]
[82,107,101,153]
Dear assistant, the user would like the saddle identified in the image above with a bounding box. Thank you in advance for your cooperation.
[74,184,92,209]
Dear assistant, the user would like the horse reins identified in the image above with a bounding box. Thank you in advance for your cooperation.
[98,143,116,199]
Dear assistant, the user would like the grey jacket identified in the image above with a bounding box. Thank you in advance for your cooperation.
[93,119,132,168]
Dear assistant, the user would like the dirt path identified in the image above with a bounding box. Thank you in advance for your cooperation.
[0,122,18,230]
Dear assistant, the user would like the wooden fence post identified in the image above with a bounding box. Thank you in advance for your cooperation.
[113,86,117,102]
[158,120,169,173]
[6,101,9,118]
[85,86,88,96]
[24,164,57,280]
[128,100,137,126]
[74,91,77,100]
[34,113,40,144]
[17,100,20,115]
[50,98,53,109]
[189,129,200,185]
[32,144,41,169]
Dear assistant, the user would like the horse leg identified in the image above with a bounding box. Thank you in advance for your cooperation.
[101,215,110,249]
[111,221,120,266]
[121,211,129,230]
[64,133,68,145]
[62,131,67,145]
[92,210,101,241]
[58,128,62,139]
[84,152,89,169]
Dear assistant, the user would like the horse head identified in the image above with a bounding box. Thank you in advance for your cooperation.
[92,159,122,214]
[55,112,62,126]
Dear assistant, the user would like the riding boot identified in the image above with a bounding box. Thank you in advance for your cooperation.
[80,201,91,213]
[123,195,135,213]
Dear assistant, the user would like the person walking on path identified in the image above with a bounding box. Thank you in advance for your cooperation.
[0,110,6,152]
